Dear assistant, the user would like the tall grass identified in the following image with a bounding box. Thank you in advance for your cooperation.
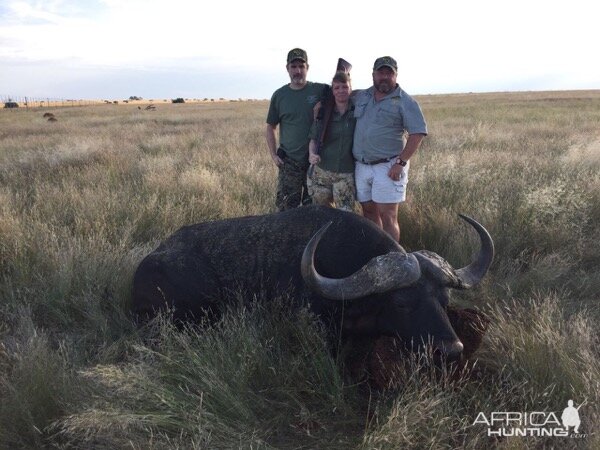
[55,299,362,449]
[1,93,598,448]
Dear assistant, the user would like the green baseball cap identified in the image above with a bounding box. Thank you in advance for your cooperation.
[287,48,308,63]
[373,56,397,72]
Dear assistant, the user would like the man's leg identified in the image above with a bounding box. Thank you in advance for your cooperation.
[368,161,405,241]
[276,165,293,211]
[276,161,304,211]
[360,201,382,228]
[356,162,376,219]
[377,202,400,242]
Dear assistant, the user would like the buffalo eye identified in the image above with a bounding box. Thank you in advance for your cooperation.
[393,296,416,311]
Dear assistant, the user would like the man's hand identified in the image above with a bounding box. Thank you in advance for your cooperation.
[271,153,284,167]
[387,163,404,181]
[308,153,321,165]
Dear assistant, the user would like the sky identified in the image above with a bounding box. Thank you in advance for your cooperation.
[1,0,599,100]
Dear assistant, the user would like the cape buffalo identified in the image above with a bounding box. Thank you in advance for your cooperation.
[132,206,493,361]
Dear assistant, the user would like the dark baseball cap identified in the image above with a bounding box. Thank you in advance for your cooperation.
[287,48,307,63]
[373,56,397,72]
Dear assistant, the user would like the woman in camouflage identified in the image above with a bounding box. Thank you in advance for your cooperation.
[307,71,357,212]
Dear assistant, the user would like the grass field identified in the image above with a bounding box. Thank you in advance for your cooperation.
[1,91,599,449]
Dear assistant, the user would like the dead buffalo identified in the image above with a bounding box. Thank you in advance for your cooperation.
[132,206,493,361]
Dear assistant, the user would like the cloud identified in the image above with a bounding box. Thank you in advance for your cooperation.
[1,0,599,98]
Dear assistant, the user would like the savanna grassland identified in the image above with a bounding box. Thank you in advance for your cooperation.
[1,91,599,449]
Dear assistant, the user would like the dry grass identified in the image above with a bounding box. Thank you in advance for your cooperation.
[1,91,599,449]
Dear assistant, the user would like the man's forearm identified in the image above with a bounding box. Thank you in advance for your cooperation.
[266,124,283,166]
[265,125,278,156]
[399,133,425,161]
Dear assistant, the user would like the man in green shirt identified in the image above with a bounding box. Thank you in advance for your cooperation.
[266,48,328,211]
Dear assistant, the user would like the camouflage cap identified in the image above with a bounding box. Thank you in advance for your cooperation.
[287,48,308,63]
[373,56,398,72]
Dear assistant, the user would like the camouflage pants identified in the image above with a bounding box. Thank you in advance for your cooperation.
[307,165,357,212]
[276,157,311,211]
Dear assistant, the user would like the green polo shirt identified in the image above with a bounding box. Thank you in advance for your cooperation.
[267,82,328,163]
[309,105,356,173]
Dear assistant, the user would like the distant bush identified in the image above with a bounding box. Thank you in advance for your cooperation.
[171,98,185,104]
[3,101,19,108]
[129,96,143,101]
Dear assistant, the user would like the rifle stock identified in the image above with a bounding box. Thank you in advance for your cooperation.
[336,58,352,73]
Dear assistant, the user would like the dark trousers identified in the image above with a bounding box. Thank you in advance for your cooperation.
[276,157,311,211]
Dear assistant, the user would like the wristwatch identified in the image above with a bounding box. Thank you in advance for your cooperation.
[395,157,407,166]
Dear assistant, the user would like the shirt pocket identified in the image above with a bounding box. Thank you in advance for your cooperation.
[354,103,367,118]
[376,104,402,127]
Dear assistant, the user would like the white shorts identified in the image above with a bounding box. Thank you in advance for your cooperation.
[355,160,409,203]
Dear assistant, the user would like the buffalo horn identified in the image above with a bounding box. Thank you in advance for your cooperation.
[454,214,495,289]
[301,222,421,300]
